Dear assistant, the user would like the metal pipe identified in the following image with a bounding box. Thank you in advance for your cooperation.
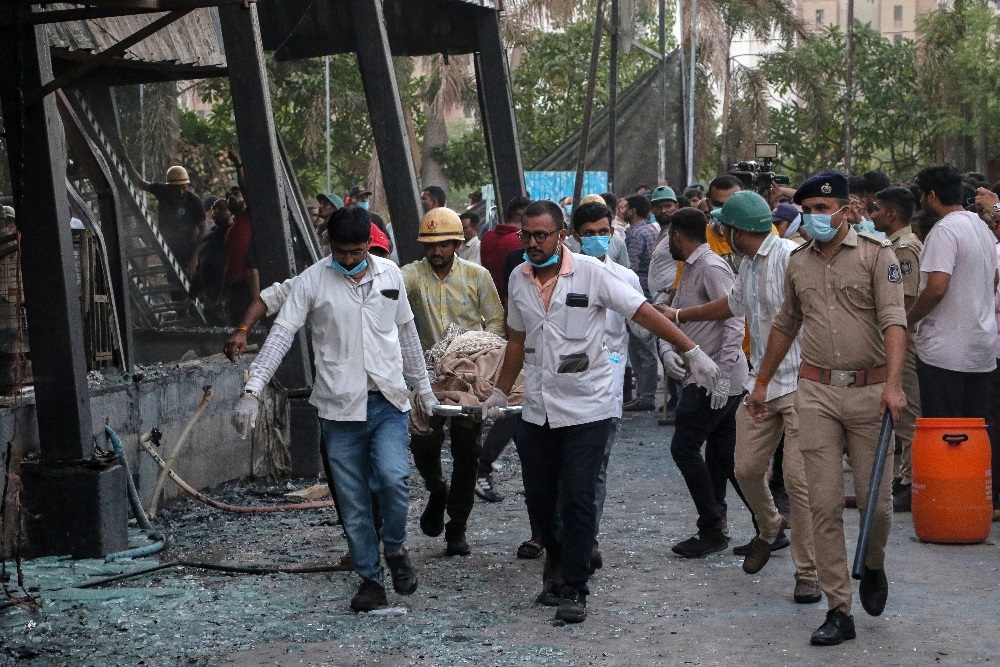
[687,0,697,186]
[609,0,618,194]
[325,55,331,193]
[573,0,606,208]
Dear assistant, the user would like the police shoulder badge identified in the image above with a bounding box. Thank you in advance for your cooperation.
[900,259,912,274]
[820,182,832,194]
[888,264,902,283]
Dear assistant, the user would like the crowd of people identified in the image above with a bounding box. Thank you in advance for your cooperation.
[209,161,1000,646]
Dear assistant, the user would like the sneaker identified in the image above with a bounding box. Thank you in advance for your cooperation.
[555,585,587,623]
[671,532,729,558]
[384,547,418,595]
[475,475,504,503]
[420,487,448,537]
[350,578,388,612]
[793,578,822,604]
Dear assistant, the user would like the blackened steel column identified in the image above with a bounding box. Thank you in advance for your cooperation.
[0,18,94,461]
[349,0,423,266]
[218,3,311,390]
[474,8,526,217]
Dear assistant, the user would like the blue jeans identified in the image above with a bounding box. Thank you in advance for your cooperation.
[320,393,410,583]
[517,418,611,594]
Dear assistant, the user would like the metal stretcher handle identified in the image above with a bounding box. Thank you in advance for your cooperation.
[432,405,522,416]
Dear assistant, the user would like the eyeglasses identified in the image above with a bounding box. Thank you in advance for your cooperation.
[518,230,560,244]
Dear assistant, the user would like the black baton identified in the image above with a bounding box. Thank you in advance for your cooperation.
[852,409,894,580]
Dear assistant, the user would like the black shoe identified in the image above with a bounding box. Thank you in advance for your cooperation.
[475,475,504,502]
[859,566,888,616]
[623,398,655,411]
[555,586,587,623]
[733,527,790,556]
[741,536,773,574]
[445,532,471,557]
[535,578,563,606]
[350,578,388,612]
[892,483,912,513]
[810,609,856,646]
[590,548,603,573]
[671,532,729,558]
[420,488,448,537]
[384,547,418,595]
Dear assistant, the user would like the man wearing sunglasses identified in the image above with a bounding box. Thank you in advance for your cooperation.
[482,200,720,624]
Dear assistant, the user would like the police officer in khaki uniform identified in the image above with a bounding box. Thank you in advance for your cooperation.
[747,172,907,647]
[871,186,923,512]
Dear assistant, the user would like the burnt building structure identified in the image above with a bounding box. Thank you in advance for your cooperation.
[0,0,525,559]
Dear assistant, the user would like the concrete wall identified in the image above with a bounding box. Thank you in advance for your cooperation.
[0,353,293,557]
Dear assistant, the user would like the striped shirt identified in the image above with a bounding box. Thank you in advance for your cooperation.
[728,232,801,401]
[401,256,505,350]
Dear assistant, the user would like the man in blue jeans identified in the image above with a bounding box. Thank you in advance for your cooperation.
[484,200,720,623]
[232,207,438,613]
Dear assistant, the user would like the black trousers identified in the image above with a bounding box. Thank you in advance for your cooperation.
[670,384,749,536]
[517,417,611,594]
[477,416,519,477]
[916,356,993,420]
[410,416,483,537]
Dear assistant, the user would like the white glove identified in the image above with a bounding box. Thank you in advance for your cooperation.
[483,387,509,420]
[418,391,440,418]
[709,378,731,411]
[683,345,719,396]
[660,349,687,380]
[232,393,260,440]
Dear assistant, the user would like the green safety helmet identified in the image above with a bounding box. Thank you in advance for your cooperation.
[718,191,773,233]
[650,185,677,203]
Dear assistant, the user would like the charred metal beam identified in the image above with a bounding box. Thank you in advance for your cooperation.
[474,8,526,218]
[218,2,311,391]
[0,14,95,460]
[24,10,191,106]
[349,0,423,266]
[6,0,247,25]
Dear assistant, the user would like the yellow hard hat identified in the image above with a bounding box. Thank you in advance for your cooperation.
[1,206,14,220]
[166,165,190,185]
[580,193,606,205]
[417,207,464,243]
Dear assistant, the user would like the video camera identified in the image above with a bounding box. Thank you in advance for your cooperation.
[729,143,790,196]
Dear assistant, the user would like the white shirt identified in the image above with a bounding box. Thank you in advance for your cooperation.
[507,252,647,428]
[914,210,998,373]
[274,255,416,420]
[647,235,678,298]
[728,233,801,401]
[457,236,481,264]
[604,256,642,416]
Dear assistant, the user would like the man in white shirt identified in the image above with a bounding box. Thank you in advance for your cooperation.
[908,165,999,419]
[231,208,438,614]
[658,192,820,603]
[458,211,482,264]
[482,200,720,624]
[570,201,643,572]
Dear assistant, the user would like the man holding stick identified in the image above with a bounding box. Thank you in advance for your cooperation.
[746,172,907,646]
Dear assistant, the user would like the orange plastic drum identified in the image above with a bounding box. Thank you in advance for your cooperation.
[911,418,993,544]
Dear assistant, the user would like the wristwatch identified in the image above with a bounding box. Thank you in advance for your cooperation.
[991,203,1000,220]
[243,388,260,399]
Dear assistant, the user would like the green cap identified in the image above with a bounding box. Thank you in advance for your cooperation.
[718,191,773,232]
[650,185,677,202]
[317,193,345,210]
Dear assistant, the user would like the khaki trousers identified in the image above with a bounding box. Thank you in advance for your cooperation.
[734,393,817,582]
[896,348,921,485]
[796,378,893,614]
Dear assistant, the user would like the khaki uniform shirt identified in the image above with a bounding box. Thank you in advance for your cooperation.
[889,225,922,299]
[772,227,907,370]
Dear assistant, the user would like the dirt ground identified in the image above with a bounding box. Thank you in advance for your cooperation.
[1,408,997,666]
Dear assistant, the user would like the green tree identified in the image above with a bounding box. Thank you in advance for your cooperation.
[761,25,934,180]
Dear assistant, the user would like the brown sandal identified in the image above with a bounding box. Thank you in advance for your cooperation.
[516,539,544,559]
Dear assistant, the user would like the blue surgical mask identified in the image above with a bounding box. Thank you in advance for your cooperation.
[854,218,876,233]
[355,201,370,211]
[331,257,368,276]
[801,211,843,242]
[580,235,611,258]
[523,251,560,268]
[565,204,573,215]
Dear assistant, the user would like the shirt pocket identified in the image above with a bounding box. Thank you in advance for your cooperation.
[794,275,822,314]
[374,288,399,333]
[560,300,590,341]
[840,277,875,310]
